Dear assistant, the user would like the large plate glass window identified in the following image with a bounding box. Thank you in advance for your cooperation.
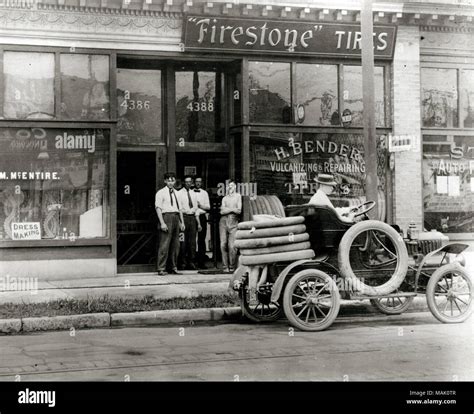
[3,52,55,119]
[248,61,291,124]
[60,54,110,120]
[421,68,458,128]
[175,70,217,142]
[0,127,109,241]
[461,70,474,128]
[342,66,385,127]
[296,64,339,126]
[117,69,162,145]
[422,135,474,234]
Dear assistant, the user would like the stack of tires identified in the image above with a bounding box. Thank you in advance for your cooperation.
[235,216,315,265]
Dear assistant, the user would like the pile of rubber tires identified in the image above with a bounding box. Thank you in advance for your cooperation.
[235,216,315,266]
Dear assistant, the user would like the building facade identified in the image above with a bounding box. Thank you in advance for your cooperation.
[0,0,473,279]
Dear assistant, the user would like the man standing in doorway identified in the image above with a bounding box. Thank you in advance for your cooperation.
[194,177,210,269]
[178,176,201,270]
[155,172,185,276]
[219,179,242,273]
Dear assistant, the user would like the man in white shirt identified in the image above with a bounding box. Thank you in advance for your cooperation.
[177,176,201,270]
[308,173,354,222]
[155,172,185,276]
[219,179,242,273]
[194,177,211,269]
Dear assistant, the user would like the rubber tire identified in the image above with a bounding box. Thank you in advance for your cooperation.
[240,249,314,266]
[370,296,414,315]
[240,241,311,256]
[260,196,274,216]
[236,224,306,240]
[338,220,409,296]
[235,233,309,249]
[426,263,473,324]
[268,195,286,217]
[240,266,283,323]
[283,269,340,332]
[238,216,304,230]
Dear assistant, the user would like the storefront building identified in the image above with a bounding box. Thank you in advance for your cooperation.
[0,0,473,279]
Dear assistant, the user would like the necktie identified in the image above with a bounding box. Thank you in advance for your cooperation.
[169,188,179,209]
[187,189,193,208]
[194,189,201,193]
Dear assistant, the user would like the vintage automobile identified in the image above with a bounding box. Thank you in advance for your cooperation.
[230,196,473,332]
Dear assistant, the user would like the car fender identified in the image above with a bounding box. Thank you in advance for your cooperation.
[270,259,318,303]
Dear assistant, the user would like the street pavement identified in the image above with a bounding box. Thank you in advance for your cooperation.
[0,311,472,381]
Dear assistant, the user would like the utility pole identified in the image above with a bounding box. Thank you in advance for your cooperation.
[361,0,378,218]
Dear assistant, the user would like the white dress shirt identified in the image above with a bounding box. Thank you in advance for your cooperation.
[177,187,199,216]
[155,186,181,213]
[193,188,210,216]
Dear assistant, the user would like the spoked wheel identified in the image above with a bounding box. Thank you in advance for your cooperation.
[283,269,340,331]
[426,263,473,323]
[370,295,414,315]
[338,220,408,296]
[240,266,283,323]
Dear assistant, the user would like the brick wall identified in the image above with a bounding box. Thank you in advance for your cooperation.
[392,25,423,234]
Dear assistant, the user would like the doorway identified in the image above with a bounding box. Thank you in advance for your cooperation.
[117,151,157,273]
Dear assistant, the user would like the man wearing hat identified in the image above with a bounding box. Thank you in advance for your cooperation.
[309,173,354,222]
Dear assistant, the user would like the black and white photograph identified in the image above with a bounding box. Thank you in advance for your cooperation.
[0,0,473,410]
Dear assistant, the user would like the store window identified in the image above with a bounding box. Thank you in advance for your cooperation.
[0,127,109,241]
[461,70,474,128]
[421,68,458,128]
[249,131,388,220]
[175,70,217,142]
[343,66,386,127]
[296,64,339,126]
[60,54,110,120]
[249,61,291,124]
[117,68,162,145]
[3,52,55,119]
[423,135,474,234]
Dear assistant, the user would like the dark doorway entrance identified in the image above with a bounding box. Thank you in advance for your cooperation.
[117,151,157,273]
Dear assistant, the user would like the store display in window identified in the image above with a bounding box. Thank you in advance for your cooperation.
[0,127,109,241]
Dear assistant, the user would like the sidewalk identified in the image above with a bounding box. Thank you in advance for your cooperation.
[0,271,232,305]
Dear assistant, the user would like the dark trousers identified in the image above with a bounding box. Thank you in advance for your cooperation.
[157,213,180,272]
[197,214,208,266]
[179,214,197,267]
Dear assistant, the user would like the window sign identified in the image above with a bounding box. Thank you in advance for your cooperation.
[117,69,162,145]
[176,70,217,142]
[423,136,474,233]
[0,127,109,241]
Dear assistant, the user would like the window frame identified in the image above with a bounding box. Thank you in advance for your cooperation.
[0,46,117,248]
[244,56,391,129]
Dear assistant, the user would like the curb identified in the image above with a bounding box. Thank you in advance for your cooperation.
[0,307,242,334]
[0,299,431,335]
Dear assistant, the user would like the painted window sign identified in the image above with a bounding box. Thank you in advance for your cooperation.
[117,69,162,145]
[0,127,109,241]
[423,136,474,233]
[184,17,396,59]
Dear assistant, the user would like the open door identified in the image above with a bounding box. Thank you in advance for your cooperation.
[117,151,157,273]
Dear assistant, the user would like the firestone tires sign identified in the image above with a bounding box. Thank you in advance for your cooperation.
[183,16,396,59]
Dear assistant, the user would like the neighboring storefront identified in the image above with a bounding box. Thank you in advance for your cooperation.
[0,0,473,279]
